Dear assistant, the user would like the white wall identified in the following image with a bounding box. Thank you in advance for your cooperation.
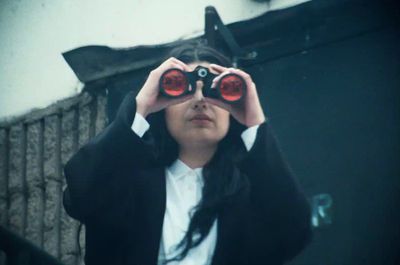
[0,0,309,120]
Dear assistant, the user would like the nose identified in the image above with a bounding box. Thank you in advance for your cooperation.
[192,80,207,110]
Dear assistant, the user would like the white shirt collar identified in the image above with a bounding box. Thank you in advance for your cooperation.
[168,159,203,182]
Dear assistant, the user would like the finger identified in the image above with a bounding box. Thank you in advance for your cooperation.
[165,57,191,72]
[169,57,191,72]
[211,69,234,88]
[228,68,252,83]
[228,69,258,96]
[212,68,255,96]
[209,64,228,73]
[159,57,176,68]
[157,57,184,72]
[155,62,185,75]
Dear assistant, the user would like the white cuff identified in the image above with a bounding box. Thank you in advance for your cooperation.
[241,124,260,151]
[131,112,150,138]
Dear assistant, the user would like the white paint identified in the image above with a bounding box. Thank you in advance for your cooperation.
[0,0,309,120]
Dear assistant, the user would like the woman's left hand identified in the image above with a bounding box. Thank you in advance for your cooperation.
[207,64,267,127]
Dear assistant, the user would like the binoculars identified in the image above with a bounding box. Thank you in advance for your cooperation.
[159,66,246,103]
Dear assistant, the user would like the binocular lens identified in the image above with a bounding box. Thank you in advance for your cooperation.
[219,75,244,102]
[161,69,188,96]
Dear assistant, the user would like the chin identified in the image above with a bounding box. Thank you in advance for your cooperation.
[187,134,220,146]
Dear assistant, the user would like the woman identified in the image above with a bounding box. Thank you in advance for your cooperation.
[63,41,312,265]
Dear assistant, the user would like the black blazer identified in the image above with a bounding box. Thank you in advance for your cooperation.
[63,91,313,265]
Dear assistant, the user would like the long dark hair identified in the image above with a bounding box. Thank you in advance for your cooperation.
[147,40,251,263]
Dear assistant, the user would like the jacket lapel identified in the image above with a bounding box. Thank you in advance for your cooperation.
[133,167,166,265]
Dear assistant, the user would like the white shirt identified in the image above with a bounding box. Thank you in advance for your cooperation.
[131,113,259,265]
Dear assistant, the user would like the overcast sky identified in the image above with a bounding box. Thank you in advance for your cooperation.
[0,0,309,120]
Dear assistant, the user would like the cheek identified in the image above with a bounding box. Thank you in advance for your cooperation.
[165,106,184,138]
[216,109,230,136]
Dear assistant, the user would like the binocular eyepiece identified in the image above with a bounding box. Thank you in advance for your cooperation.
[159,66,246,103]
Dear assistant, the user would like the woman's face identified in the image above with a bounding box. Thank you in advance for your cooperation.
[165,61,230,148]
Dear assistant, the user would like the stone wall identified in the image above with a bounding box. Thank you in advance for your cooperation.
[0,90,108,265]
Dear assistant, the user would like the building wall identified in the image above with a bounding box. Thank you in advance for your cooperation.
[0,90,108,265]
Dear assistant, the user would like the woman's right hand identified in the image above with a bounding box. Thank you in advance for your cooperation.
[135,57,192,118]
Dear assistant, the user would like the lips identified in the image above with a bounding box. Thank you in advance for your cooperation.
[190,113,212,122]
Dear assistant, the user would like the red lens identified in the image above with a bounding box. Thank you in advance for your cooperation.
[161,69,188,96]
[219,75,244,102]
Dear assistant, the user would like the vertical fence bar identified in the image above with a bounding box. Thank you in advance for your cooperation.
[95,91,108,135]
[78,94,92,147]
[39,119,45,248]
[0,128,9,227]
[8,124,25,236]
[89,95,97,139]
[60,108,80,265]
[21,124,28,238]
[43,114,62,258]
[55,114,62,260]
[25,122,45,248]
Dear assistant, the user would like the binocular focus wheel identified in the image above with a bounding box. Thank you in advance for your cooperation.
[197,68,208,78]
